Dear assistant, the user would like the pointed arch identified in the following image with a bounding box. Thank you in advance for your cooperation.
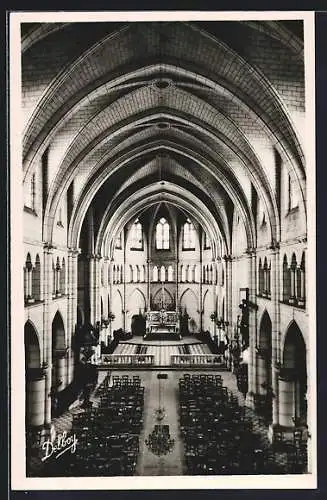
[60,257,66,294]
[112,289,123,331]
[153,265,158,282]
[24,320,41,369]
[32,254,41,301]
[180,288,199,333]
[156,217,170,250]
[52,310,66,351]
[258,310,272,351]
[281,321,307,426]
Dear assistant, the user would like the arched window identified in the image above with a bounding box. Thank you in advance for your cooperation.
[168,265,173,282]
[127,265,132,283]
[156,218,170,250]
[187,265,192,283]
[130,219,143,250]
[204,231,211,249]
[113,265,116,284]
[60,258,66,294]
[100,263,104,286]
[258,258,264,295]
[194,265,199,283]
[290,254,297,304]
[183,219,196,249]
[120,265,123,283]
[287,173,298,212]
[298,253,305,306]
[32,254,41,301]
[24,253,33,302]
[55,257,61,296]
[30,173,36,211]
[153,266,158,282]
[136,265,140,282]
[283,255,291,302]
[160,265,166,282]
[263,257,268,295]
[115,232,122,249]
[209,265,213,284]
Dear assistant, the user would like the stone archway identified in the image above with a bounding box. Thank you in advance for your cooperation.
[24,321,44,428]
[126,288,146,333]
[51,311,66,417]
[280,322,307,427]
[256,310,273,422]
[180,288,199,335]
[111,289,123,332]
[203,289,213,334]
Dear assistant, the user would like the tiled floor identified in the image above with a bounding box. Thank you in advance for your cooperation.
[49,363,307,476]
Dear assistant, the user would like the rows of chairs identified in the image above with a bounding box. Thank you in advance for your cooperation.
[179,374,283,475]
[61,374,144,476]
[272,428,308,473]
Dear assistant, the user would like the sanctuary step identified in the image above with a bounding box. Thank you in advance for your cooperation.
[144,332,181,341]
[98,342,221,369]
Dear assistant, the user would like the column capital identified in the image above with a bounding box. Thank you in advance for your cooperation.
[95,253,102,261]
[223,254,233,262]
[267,240,280,252]
[68,247,81,256]
[245,247,256,256]
[43,241,56,252]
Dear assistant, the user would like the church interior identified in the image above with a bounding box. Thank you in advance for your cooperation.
[20,18,312,477]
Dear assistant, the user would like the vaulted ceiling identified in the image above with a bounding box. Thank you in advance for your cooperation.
[21,20,305,255]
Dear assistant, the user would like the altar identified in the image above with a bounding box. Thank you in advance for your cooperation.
[145,310,180,338]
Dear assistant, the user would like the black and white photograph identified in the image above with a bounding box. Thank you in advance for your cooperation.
[10,10,316,490]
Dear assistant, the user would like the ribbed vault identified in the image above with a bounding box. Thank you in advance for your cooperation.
[21,20,306,255]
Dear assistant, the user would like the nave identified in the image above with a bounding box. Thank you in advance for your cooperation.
[27,342,308,478]
[17,17,313,483]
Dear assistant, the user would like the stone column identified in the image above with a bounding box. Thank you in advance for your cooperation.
[224,255,233,339]
[67,248,79,385]
[94,254,102,322]
[257,353,267,395]
[43,243,54,427]
[279,373,295,427]
[88,254,95,324]
[26,368,46,427]
[146,259,151,310]
[271,243,281,428]
[246,248,257,408]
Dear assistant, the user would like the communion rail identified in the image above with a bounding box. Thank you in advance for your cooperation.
[100,354,155,366]
[170,354,225,367]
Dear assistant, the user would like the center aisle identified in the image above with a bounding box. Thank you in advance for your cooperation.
[136,371,184,476]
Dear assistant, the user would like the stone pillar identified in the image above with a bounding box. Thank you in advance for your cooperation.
[257,353,267,395]
[43,243,54,427]
[224,255,233,342]
[94,255,102,322]
[271,243,281,427]
[55,351,67,392]
[26,368,46,427]
[279,374,295,427]
[146,259,151,310]
[88,254,95,324]
[246,249,257,408]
